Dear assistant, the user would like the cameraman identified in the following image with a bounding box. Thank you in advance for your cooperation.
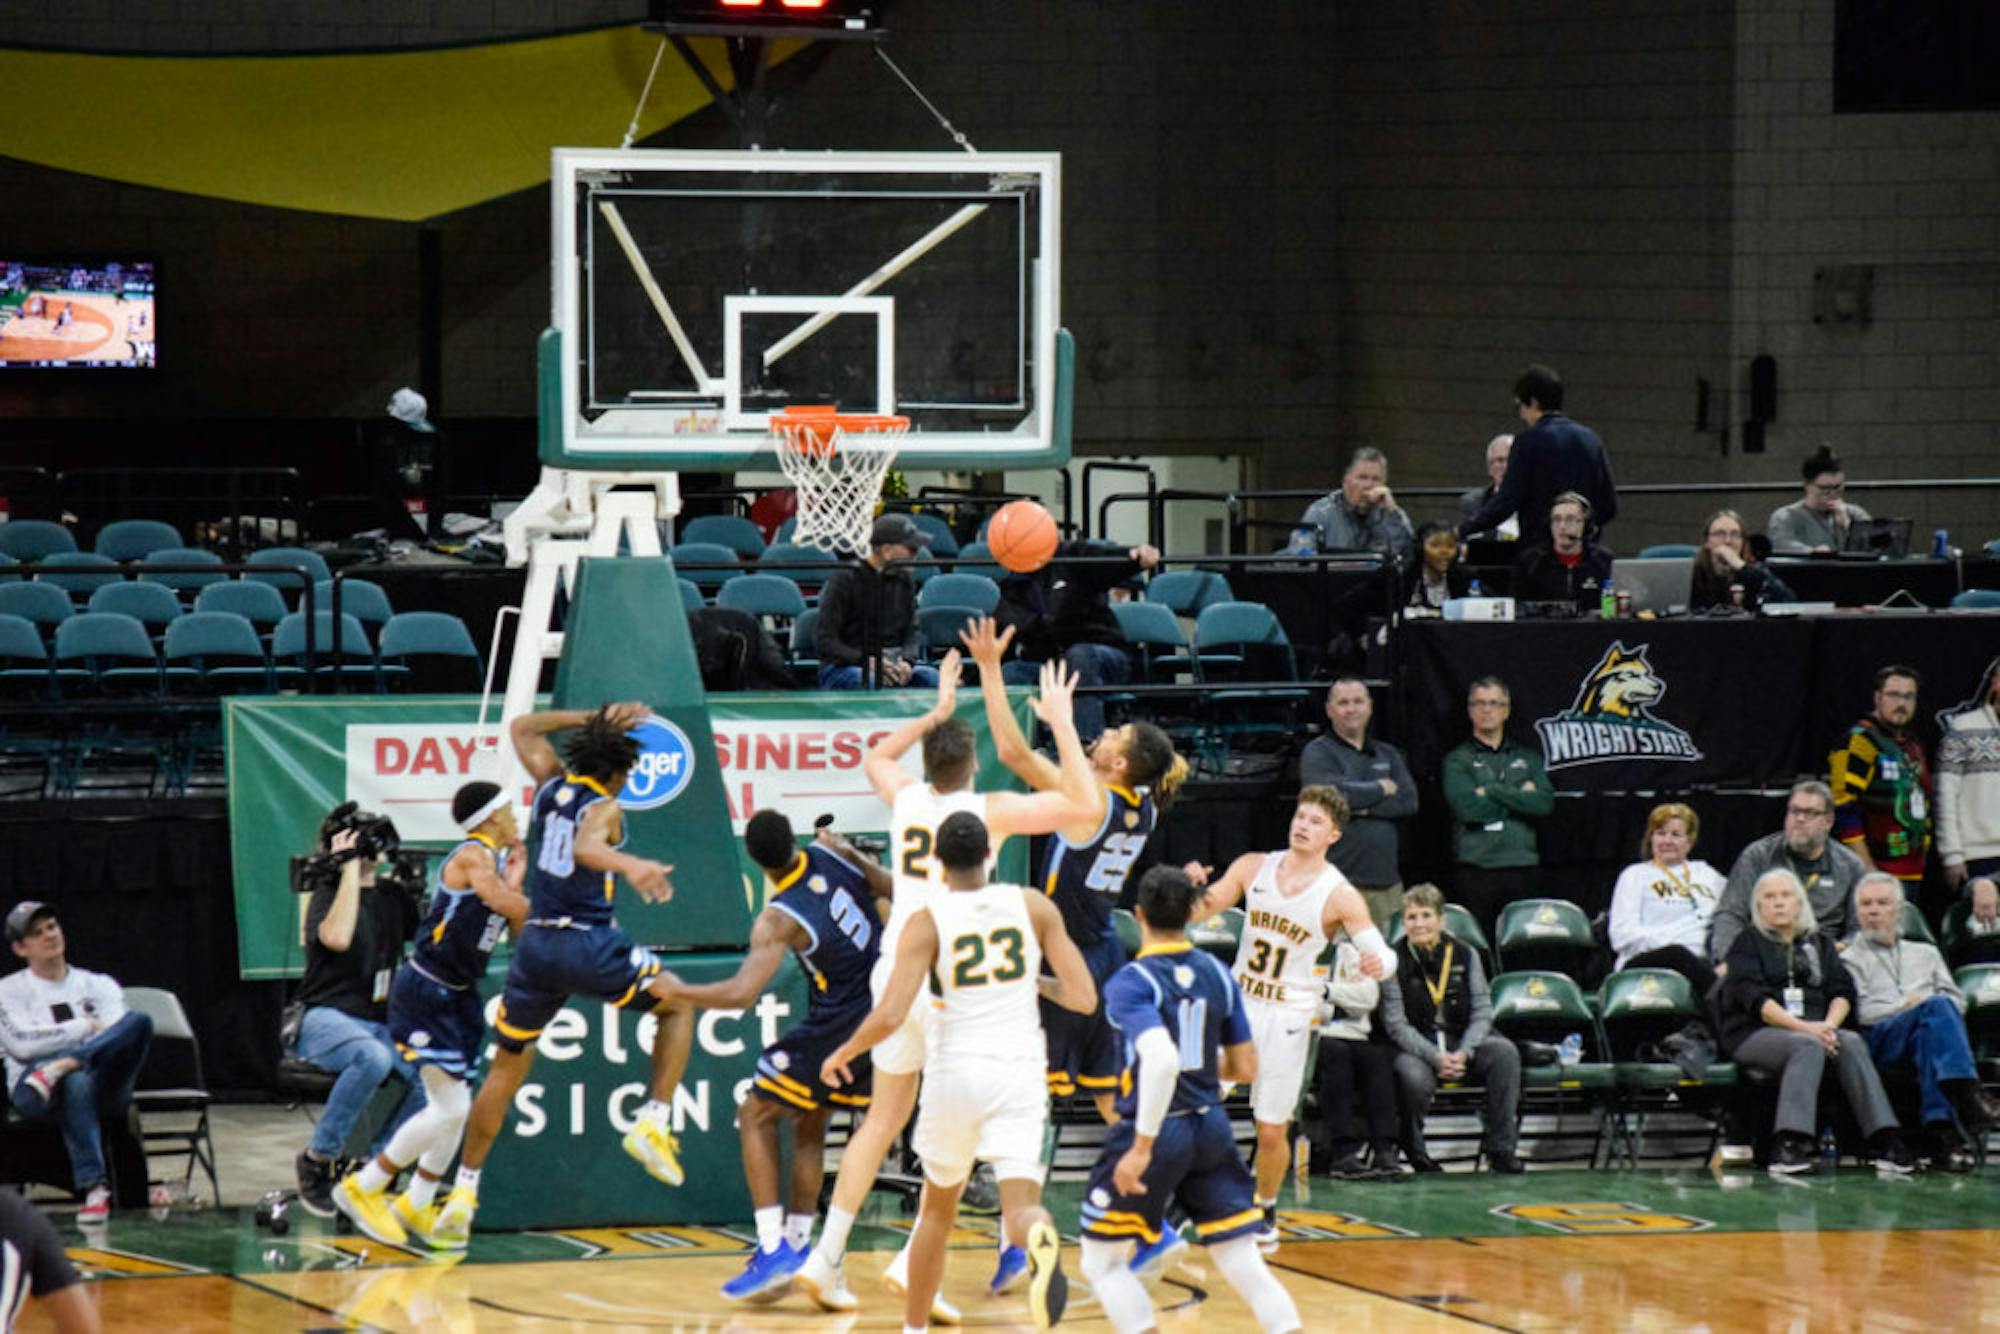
[290,809,425,1217]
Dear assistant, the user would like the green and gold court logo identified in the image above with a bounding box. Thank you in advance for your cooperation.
[1535,642,1702,770]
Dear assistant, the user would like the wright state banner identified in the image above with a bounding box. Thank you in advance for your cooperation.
[1400,618,1816,791]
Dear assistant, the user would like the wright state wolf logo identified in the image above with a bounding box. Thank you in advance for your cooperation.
[1534,642,1702,769]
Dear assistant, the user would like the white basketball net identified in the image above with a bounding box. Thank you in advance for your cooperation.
[770,414,908,553]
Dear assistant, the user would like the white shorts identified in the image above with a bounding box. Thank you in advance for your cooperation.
[912,1057,1048,1187]
[870,953,933,1077]
[1245,1000,1316,1125]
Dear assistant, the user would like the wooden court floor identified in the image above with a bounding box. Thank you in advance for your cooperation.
[19,1167,2000,1331]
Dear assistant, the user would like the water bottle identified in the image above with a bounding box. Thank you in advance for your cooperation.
[1817,1126,1838,1169]
[1933,528,1950,559]
[1468,578,1483,597]
[1599,580,1617,620]
[1558,1032,1583,1067]
[1290,527,1317,557]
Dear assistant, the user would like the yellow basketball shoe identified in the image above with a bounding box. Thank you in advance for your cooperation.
[430,1187,478,1250]
[393,1192,456,1251]
[622,1117,687,1187]
[332,1175,408,1247]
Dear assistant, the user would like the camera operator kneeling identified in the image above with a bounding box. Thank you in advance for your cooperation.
[290,804,426,1216]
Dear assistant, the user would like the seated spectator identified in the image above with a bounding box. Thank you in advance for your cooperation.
[1709,779,1867,962]
[814,514,938,691]
[1689,508,1794,612]
[1716,868,1914,1175]
[992,537,1158,743]
[1954,875,2000,966]
[1402,522,1473,614]
[1510,492,1612,614]
[1843,872,2000,1172]
[1456,433,1517,541]
[0,902,154,1225]
[1297,447,1415,565]
[1607,803,1723,1003]
[1313,930,1399,1180]
[1379,885,1523,1174]
[1766,444,1872,554]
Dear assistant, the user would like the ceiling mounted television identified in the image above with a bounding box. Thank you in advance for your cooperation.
[0,259,156,370]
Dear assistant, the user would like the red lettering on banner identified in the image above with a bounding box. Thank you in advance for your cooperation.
[447,736,483,772]
[714,734,735,769]
[754,734,788,769]
[410,737,446,774]
[831,732,862,768]
[376,738,409,774]
[726,780,756,820]
[796,733,825,770]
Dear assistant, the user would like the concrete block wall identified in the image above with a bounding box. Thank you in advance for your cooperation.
[1728,0,2000,549]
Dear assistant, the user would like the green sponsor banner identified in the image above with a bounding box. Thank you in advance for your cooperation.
[226,690,1031,979]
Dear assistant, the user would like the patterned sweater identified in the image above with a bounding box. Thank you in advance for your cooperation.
[1937,700,2000,871]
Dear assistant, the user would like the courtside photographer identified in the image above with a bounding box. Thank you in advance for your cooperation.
[286,803,427,1217]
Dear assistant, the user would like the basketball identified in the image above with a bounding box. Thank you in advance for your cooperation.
[987,499,1060,573]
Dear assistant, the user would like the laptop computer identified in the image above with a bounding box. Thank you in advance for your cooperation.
[1611,556,1695,615]
[1844,517,1913,559]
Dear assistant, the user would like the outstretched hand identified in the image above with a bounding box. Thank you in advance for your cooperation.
[603,701,651,731]
[959,616,1016,667]
[931,650,962,718]
[628,859,676,904]
[1183,861,1214,887]
[1030,658,1078,726]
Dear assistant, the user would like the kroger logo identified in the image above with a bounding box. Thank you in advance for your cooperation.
[621,713,695,810]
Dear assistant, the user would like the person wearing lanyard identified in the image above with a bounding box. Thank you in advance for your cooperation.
[1607,802,1725,1004]
[1716,868,1915,1176]
[1377,884,1523,1174]
[1709,779,1868,965]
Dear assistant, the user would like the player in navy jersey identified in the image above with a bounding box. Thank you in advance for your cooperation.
[657,809,891,1303]
[1079,866,1303,1334]
[330,780,528,1249]
[431,703,695,1245]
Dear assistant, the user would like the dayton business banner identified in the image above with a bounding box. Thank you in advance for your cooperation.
[227,691,1032,980]
[1401,619,1817,790]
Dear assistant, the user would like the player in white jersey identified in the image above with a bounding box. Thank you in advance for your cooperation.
[826,810,1097,1331]
[794,650,1102,1317]
[1188,785,1396,1249]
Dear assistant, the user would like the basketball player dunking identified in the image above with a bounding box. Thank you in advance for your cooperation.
[792,651,1102,1320]
[1186,785,1395,1250]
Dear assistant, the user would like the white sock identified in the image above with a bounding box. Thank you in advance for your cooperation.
[816,1206,856,1263]
[455,1166,482,1195]
[356,1159,394,1194]
[755,1205,784,1253]
[1211,1235,1301,1333]
[785,1212,814,1249]
[903,1326,928,1334]
[1082,1238,1154,1333]
[406,1172,442,1209]
[640,1098,672,1126]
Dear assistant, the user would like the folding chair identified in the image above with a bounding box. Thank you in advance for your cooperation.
[1495,898,1598,978]
[122,986,220,1204]
[1488,970,1620,1165]
[1597,968,1736,1165]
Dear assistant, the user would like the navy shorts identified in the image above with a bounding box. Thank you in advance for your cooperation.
[1079,1104,1261,1248]
[389,965,485,1080]
[1044,930,1126,1098]
[753,1006,873,1114]
[494,922,663,1052]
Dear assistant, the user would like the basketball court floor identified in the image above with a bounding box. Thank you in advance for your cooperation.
[21,1152,1999,1331]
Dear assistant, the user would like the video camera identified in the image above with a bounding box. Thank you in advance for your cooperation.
[288,801,405,895]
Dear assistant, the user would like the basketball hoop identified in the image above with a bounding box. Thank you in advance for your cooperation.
[769,406,909,553]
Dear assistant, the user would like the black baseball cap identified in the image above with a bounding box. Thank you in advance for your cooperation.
[5,901,55,943]
[868,514,931,551]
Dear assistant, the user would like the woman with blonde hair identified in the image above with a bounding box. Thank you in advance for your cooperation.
[1717,868,1914,1175]
[1606,803,1724,999]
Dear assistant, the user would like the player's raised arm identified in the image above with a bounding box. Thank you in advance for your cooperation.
[1026,892,1097,1016]
[962,616,1061,788]
[1323,883,1397,981]
[575,795,674,903]
[816,824,894,900]
[861,651,962,803]
[656,908,806,1011]
[987,659,1106,837]
[822,909,940,1088]
[510,701,646,785]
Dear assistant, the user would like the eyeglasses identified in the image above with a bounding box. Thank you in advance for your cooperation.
[1807,481,1846,496]
[1785,805,1832,819]
[1469,698,1508,710]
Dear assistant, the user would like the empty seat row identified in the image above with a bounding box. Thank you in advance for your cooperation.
[0,577,395,647]
[0,609,480,698]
